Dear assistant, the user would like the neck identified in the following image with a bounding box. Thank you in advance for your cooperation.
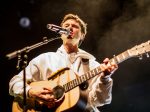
[63,44,78,54]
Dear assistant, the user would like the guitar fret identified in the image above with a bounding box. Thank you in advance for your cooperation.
[73,79,77,87]
[63,84,68,92]
[77,77,81,84]
[63,85,66,91]
[80,77,83,83]
[111,58,116,64]
[83,73,88,81]
[89,70,92,77]
[75,79,79,86]
[115,53,124,63]
[84,73,88,80]
[92,69,95,76]
[80,76,84,83]
[66,83,69,91]
[91,70,95,77]
[68,82,71,90]
[69,81,73,89]
[124,51,130,58]
[88,71,92,78]
[96,67,99,74]
[120,51,129,62]
[86,72,89,80]
[116,55,120,63]
[91,70,94,77]
[87,71,91,79]
[112,55,118,64]
[72,80,75,87]
[71,81,74,88]
[122,53,126,59]
[97,66,102,73]
[82,75,86,81]
[118,54,124,62]
[127,50,131,57]
[94,68,98,75]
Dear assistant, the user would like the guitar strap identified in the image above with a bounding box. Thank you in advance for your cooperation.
[81,58,90,73]
[81,58,96,112]
[77,58,90,90]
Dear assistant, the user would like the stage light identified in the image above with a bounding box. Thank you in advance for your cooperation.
[19,17,31,28]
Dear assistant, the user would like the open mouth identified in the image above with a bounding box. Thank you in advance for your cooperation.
[67,32,73,39]
[67,35,73,39]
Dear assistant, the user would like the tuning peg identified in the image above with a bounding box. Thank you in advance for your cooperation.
[146,53,149,58]
[138,55,143,60]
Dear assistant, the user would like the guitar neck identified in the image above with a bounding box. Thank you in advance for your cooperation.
[110,50,132,64]
[63,50,132,92]
[63,40,150,92]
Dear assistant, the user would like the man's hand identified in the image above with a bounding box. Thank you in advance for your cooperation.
[100,58,118,78]
[28,86,56,108]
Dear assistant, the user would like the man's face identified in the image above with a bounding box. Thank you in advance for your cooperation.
[61,19,83,46]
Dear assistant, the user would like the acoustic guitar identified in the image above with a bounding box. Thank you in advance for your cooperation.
[12,40,150,112]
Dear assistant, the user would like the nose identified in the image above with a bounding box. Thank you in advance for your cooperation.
[67,25,73,32]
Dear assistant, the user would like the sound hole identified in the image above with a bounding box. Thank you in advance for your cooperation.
[53,85,65,100]
[79,81,89,90]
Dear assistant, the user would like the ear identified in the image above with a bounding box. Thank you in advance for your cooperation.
[80,34,85,41]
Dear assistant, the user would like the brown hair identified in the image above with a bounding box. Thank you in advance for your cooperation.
[60,14,87,36]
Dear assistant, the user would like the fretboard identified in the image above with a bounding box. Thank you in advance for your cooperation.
[63,50,132,92]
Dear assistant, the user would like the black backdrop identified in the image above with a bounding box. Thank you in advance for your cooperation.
[1,0,150,112]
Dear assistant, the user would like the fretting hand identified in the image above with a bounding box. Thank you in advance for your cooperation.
[100,58,118,78]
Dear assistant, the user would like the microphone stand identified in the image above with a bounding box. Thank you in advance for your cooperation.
[6,37,60,112]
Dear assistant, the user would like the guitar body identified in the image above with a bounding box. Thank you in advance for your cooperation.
[12,68,87,112]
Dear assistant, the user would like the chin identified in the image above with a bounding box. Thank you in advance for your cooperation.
[65,41,76,46]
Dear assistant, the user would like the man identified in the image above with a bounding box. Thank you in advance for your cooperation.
[9,13,118,112]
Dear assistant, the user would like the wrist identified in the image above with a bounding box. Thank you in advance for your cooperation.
[101,75,110,79]
[100,74,110,84]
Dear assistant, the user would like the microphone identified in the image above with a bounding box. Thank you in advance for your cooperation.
[47,24,70,35]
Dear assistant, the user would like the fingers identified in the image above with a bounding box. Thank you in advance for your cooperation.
[29,86,55,101]
[101,58,118,75]
[103,58,109,63]
[39,93,55,101]
[37,94,56,108]
[42,87,53,94]
[38,87,55,101]
[29,85,57,108]
[47,102,55,108]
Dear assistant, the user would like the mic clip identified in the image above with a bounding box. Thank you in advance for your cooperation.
[47,24,70,35]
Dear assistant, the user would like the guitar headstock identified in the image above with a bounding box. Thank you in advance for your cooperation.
[129,40,150,59]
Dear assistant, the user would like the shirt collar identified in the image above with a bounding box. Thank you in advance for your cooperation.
[57,45,96,60]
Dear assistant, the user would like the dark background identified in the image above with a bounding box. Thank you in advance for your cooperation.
[1,0,150,112]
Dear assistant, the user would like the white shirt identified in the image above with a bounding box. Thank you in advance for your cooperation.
[9,45,113,111]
